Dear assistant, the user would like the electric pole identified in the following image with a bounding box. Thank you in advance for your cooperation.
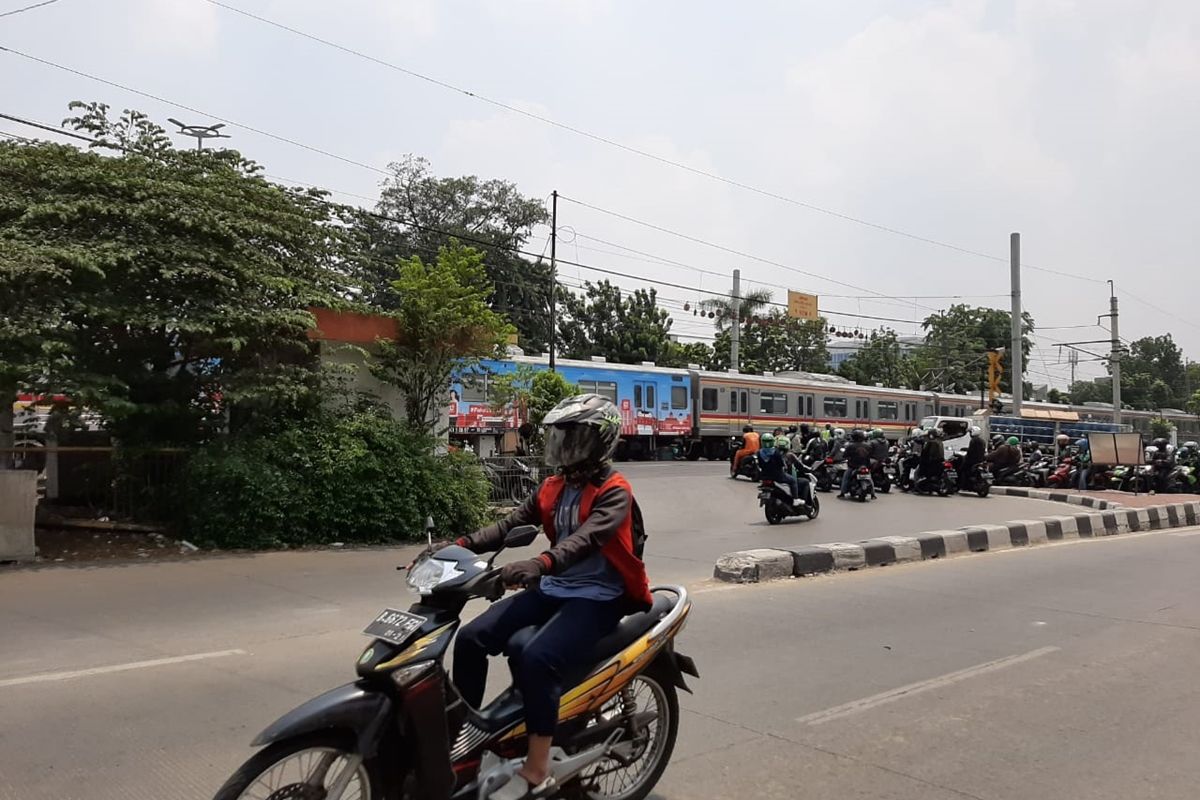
[1068,348,1078,389]
[729,269,741,372]
[1010,232,1023,415]
[548,190,558,372]
[1108,281,1121,426]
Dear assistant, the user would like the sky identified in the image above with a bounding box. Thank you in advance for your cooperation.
[4,0,1199,389]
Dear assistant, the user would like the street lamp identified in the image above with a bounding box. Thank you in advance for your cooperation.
[167,118,230,151]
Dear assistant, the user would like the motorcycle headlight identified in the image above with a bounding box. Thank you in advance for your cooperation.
[406,557,463,595]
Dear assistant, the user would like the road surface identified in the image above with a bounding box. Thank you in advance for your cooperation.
[4,465,1189,799]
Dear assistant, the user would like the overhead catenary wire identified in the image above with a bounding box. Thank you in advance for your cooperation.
[0,0,59,18]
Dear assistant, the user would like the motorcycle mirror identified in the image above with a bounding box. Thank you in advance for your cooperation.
[503,525,540,549]
[425,515,435,548]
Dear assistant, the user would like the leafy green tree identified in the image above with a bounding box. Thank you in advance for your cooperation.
[1150,417,1176,440]
[557,280,675,364]
[914,304,1034,393]
[364,156,552,352]
[0,102,347,446]
[710,312,829,374]
[837,329,910,387]
[1186,390,1200,416]
[1069,379,1109,405]
[370,244,513,432]
[659,340,715,369]
[1047,387,1064,404]
[1119,334,1186,409]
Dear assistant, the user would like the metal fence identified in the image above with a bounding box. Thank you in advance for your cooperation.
[0,446,188,522]
[480,456,546,507]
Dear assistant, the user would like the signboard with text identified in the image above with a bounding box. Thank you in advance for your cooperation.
[787,291,819,320]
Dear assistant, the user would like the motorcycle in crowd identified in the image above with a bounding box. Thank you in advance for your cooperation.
[844,465,876,502]
[871,451,898,494]
[950,450,992,498]
[214,525,697,800]
[913,460,957,497]
[808,454,836,493]
[729,436,761,482]
[1045,456,1078,489]
[758,478,820,523]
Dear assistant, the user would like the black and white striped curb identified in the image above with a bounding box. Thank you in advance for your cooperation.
[987,486,1124,509]
[712,500,1200,584]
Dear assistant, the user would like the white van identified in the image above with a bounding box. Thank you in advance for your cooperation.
[920,416,973,456]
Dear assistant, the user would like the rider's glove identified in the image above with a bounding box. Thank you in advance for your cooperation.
[500,555,552,587]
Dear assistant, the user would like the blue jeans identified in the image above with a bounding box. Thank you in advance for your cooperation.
[454,586,623,736]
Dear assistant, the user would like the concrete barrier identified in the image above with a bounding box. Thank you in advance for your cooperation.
[0,470,37,562]
[712,501,1200,584]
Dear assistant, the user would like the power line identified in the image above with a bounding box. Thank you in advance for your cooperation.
[0,0,59,18]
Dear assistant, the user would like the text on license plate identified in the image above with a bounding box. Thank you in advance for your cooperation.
[363,608,426,646]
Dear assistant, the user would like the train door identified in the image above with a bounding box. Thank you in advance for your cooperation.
[728,387,750,427]
[632,381,656,435]
[799,394,814,423]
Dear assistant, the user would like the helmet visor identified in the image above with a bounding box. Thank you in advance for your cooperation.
[543,424,596,468]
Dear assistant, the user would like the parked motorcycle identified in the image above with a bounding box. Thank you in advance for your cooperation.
[992,462,1038,488]
[1045,457,1078,490]
[213,525,698,800]
[758,479,820,524]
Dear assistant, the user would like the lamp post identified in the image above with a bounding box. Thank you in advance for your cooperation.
[167,118,230,151]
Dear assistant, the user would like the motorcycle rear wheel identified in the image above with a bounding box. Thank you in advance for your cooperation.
[765,505,784,525]
[212,733,390,800]
[573,674,679,800]
[976,483,990,498]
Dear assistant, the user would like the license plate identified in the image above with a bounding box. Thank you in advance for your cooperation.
[363,608,427,646]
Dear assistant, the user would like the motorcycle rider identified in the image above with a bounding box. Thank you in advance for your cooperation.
[917,427,946,486]
[963,426,986,472]
[785,425,800,448]
[868,428,890,462]
[901,427,926,489]
[988,435,1023,473]
[839,429,876,498]
[1074,437,1092,490]
[802,425,826,461]
[448,394,652,797]
[730,425,760,478]
[1150,437,1173,492]
[829,427,848,461]
[759,433,803,506]
[776,436,814,504]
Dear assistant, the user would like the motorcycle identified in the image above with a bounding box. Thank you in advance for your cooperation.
[951,451,992,498]
[992,462,1038,488]
[213,525,698,800]
[1045,457,1078,490]
[729,437,761,482]
[758,478,820,524]
[845,465,876,502]
[915,461,957,497]
[808,455,835,493]
[871,457,896,494]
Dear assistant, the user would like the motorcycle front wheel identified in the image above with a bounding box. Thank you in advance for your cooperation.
[212,733,391,800]
[573,674,679,800]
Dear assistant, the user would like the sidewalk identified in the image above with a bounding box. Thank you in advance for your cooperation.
[1047,489,1190,509]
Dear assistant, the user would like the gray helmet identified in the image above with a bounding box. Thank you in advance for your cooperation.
[542,394,622,471]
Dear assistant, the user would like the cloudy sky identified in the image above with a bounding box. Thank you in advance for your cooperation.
[4,0,1199,388]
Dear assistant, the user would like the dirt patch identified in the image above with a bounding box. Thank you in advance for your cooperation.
[29,526,201,564]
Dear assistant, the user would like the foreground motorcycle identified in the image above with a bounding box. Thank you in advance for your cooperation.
[844,466,876,502]
[214,526,698,800]
[871,457,896,494]
[758,478,820,523]
[951,455,992,498]
[914,461,957,497]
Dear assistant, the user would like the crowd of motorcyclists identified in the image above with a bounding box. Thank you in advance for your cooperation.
[733,421,1200,523]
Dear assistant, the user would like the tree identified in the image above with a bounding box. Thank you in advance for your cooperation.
[370,244,512,432]
[659,340,715,369]
[1150,417,1176,440]
[1119,334,1186,409]
[1186,390,1200,416]
[1047,387,1064,404]
[557,280,675,364]
[489,365,579,452]
[1069,379,1109,405]
[699,287,774,332]
[363,157,552,352]
[710,312,829,374]
[0,102,348,447]
[915,304,1034,393]
[836,329,910,387]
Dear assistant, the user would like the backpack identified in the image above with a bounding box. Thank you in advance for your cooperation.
[631,497,648,559]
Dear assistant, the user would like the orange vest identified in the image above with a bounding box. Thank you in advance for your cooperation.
[536,472,653,608]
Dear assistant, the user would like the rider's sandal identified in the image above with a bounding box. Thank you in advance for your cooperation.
[488,773,557,800]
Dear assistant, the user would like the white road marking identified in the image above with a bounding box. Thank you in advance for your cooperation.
[0,649,247,688]
[795,646,1060,726]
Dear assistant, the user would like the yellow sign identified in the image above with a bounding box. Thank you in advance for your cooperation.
[787,291,819,320]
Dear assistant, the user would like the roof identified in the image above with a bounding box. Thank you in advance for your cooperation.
[1020,408,1080,422]
[506,354,691,376]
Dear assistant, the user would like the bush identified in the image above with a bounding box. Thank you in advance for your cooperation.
[178,411,491,549]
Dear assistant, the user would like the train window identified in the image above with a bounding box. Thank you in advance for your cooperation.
[634,384,643,409]
[852,398,868,418]
[671,386,688,409]
[646,384,655,410]
[461,373,487,402]
[595,381,617,403]
[824,397,848,418]
[759,392,787,415]
[730,392,737,413]
[878,401,899,420]
[702,388,718,411]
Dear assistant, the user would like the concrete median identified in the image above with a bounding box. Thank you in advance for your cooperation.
[713,500,1200,584]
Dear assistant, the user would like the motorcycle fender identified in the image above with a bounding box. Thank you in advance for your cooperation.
[251,681,391,758]
[649,644,699,694]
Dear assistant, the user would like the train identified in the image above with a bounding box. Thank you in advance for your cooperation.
[449,354,1200,459]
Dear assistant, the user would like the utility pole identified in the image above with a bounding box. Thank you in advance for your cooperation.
[1108,281,1121,426]
[548,190,558,372]
[1068,348,1078,390]
[729,269,741,372]
[1010,232,1023,416]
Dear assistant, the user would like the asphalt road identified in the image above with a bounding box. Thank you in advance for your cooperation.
[3,465,1188,799]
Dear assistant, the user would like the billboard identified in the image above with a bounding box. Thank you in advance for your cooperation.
[787,291,819,320]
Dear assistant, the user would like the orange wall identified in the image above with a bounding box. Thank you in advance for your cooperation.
[307,307,398,344]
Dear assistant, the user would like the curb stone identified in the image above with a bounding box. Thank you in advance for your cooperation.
[989,486,1125,510]
[712,500,1200,584]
